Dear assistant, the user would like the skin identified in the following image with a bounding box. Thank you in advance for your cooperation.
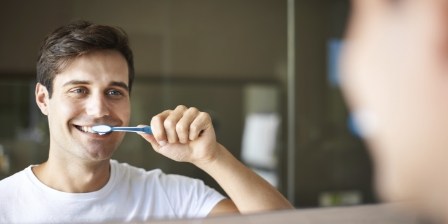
[34,49,292,216]
[341,0,448,222]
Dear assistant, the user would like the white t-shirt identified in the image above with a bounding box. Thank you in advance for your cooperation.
[0,160,225,223]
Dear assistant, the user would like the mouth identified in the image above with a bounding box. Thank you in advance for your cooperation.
[74,125,109,135]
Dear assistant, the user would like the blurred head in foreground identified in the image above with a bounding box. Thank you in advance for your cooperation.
[341,0,448,222]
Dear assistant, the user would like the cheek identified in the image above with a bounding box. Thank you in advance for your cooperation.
[48,97,80,118]
[123,108,131,123]
[115,100,131,123]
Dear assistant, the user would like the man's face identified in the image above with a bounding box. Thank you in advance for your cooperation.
[36,50,131,162]
[341,0,448,215]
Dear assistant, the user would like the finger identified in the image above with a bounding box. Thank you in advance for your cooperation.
[164,105,188,143]
[151,110,171,146]
[137,127,160,150]
[176,107,200,144]
[189,111,212,141]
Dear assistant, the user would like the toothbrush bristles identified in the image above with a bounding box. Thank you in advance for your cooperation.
[80,126,105,135]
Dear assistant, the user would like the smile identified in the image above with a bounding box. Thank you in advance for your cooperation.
[74,125,107,135]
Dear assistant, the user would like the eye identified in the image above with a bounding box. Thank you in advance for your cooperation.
[106,89,123,96]
[69,87,88,95]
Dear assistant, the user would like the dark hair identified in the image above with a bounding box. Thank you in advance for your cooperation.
[36,20,134,97]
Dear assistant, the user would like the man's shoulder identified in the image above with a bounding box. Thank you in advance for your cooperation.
[0,167,30,193]
[0,167,29,183]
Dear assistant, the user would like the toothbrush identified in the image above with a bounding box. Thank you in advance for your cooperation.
[91,125,152,135]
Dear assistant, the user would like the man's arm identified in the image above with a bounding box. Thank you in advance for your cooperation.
[138,105,293,214]
[208,199,238,216]
[203,143,292,214]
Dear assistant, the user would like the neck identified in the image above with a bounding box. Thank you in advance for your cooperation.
[32,158,111,193]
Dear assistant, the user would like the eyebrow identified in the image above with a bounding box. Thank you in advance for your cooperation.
[62,80,129,91]
[110,81,129,91]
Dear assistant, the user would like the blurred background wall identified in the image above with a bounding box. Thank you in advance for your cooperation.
[0,0,374,208]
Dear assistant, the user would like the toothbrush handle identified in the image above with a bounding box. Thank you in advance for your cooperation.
[112,126,152,134]
[141,126,152,134]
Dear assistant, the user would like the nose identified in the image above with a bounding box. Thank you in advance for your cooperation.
[85,92,110,118]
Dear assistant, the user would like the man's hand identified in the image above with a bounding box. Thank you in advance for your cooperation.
[139,105,293,214]
[138,105,219,166]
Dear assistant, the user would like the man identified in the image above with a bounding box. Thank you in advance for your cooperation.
[0,20,292,223]
[341,1,448,223]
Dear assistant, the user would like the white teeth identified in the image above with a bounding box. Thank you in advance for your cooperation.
[79,126,95,133]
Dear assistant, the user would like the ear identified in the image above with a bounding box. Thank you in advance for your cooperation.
[35,83,49,116]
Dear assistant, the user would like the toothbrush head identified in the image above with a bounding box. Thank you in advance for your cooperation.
[91,125,112,135]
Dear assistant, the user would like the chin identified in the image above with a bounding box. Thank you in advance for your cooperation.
[85,150,114,161]
[374,164,412,204]
[84,143,119,161]
[375,173,430,220]
[377,180,446,223]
